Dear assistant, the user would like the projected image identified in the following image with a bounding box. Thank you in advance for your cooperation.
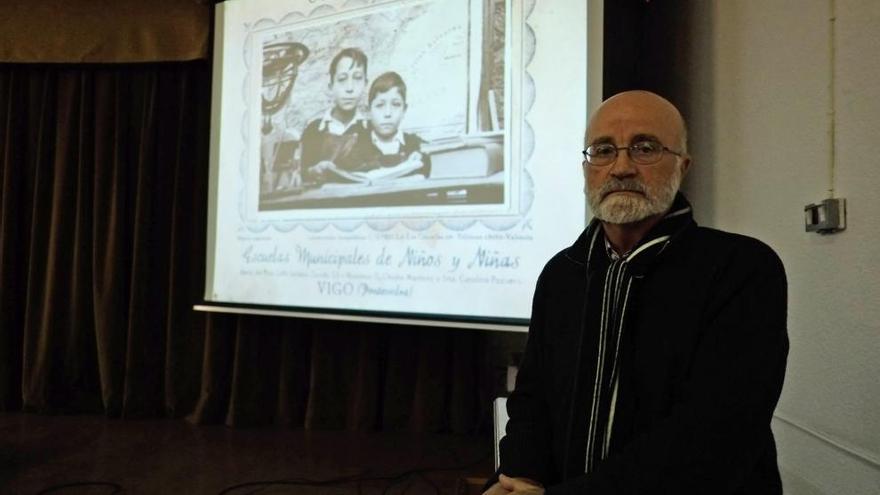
[256,0,508,211]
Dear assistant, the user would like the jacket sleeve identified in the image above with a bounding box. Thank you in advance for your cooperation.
[489,269,556,487]
[546,242,789,495]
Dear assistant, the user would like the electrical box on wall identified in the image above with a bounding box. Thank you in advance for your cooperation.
[805,198,846,234]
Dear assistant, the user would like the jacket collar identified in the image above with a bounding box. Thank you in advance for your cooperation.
[317,108,368,134]
[564,193,696,272]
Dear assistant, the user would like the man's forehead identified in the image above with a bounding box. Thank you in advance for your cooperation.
[589,131,660,144]
[587,116,670,142]
[587,102,682,143]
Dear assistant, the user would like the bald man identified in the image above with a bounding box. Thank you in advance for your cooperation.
[484,91,788,495]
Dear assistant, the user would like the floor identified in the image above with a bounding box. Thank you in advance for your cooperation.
[0,413,494,494]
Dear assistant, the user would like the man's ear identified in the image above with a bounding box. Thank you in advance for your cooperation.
[679,155,692,178]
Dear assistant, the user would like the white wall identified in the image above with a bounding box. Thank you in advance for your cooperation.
[676,1,880,493]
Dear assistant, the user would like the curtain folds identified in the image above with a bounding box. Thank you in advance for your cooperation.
[0,1,210,63]
[0,62,506,433]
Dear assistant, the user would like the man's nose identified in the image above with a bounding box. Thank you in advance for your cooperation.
[609,150,638,178]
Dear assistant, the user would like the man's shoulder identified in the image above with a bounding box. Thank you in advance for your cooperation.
[545,228,591,269]
[537,251,575,283]
[534,238,589,286]
[689,226,781,262]
[682,226,786,282]
[534,225,785,286]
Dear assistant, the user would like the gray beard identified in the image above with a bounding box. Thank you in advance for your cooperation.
[587,165,682,224]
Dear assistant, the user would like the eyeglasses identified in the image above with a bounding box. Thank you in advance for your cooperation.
[582,139,683,166]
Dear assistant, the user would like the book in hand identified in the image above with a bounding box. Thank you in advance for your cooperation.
[322,156,425,186]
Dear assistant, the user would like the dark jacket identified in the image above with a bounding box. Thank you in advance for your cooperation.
[299,116,368,172]
[347,128,430,176]
[497,213,789,494]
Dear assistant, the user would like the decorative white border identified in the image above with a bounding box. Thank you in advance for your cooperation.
[232,0,537,234]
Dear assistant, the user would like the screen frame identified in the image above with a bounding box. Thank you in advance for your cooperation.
[197,0,604,332]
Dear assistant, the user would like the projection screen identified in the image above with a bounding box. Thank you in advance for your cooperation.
[198,0,599,331]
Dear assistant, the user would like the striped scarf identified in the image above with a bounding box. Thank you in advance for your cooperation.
[582,194,694,473]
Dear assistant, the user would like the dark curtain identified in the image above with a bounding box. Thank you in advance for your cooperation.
[0,62,511,433]
[0,0,210,63]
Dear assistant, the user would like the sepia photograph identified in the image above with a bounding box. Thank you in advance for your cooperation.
[255,0,509,210]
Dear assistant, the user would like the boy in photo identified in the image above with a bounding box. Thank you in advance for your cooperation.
[352,71,428,180]
[300,47,370,184]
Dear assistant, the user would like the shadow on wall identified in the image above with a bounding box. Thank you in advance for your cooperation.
[602,0,717,224]
[662,1,717,226]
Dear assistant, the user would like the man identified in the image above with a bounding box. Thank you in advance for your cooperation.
[484,91,788,494]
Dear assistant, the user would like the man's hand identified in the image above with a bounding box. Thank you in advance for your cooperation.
[499,474,544,494]
[481,481,510,495]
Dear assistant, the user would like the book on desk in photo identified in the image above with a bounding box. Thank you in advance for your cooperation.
[425,142,503,179]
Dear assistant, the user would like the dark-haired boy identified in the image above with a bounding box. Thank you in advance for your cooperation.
[352,71,428,179]
[301,47,370,184]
